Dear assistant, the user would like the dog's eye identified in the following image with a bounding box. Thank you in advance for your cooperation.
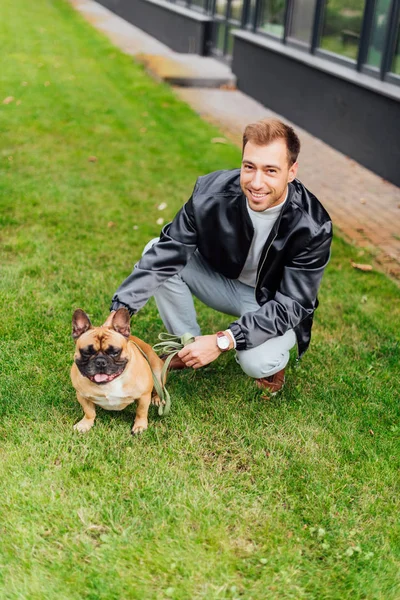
[80,345,96,357]
[106,346,121,357]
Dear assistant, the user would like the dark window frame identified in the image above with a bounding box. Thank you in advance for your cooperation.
[381,0,400,79]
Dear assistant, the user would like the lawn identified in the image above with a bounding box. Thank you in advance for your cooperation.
[0,1,399,598]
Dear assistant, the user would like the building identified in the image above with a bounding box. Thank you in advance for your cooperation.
[97,0,400,186]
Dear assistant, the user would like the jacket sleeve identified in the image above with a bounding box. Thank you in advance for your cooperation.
[229,221,332,350]
[110,182,199,315]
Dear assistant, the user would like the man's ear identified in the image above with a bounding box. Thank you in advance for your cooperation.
[111,308,131,338]
[72,309,92,340]
[288,161,298,183]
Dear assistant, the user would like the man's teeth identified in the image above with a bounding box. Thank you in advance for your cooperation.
[251,192,267,198]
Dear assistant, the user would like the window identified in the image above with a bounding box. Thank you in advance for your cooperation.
[229,0,244,21]
[320,0,366,60]
[214,0,228,17]
[246,0,258,27]
[215,22,227,54]
[288,0,318,45]
[365,0,390,69]
[390,19,400,75]
[257,0,286,38]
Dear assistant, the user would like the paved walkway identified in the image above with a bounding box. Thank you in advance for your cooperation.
[70,0,400,280]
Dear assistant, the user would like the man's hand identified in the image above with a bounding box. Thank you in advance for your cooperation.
[178,333,233,369]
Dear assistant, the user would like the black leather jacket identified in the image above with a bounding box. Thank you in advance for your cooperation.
[111,169,332,357]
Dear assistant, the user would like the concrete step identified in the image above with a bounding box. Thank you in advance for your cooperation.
[137,53,236,88]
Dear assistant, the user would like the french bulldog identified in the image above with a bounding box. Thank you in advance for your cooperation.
[70,308,165,435]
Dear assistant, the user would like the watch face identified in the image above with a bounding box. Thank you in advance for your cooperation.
[217,334,230,351]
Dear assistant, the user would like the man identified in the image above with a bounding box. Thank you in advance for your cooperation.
[108,118,332,394]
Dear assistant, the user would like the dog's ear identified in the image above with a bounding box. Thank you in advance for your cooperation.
[72,309,92,340]
[112,307,131,338]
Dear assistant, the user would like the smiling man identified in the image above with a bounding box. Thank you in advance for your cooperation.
[109,119,332,395]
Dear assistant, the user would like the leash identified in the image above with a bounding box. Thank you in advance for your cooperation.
[131,332,195,417]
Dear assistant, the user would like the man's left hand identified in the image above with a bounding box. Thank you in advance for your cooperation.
[178,335,222,369]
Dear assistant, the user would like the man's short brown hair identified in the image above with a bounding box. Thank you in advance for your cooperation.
[242,118,301,165]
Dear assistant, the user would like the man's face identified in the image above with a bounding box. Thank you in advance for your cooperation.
[240,139,298,212]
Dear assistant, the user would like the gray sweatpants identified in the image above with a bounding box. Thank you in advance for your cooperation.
[143,239,296,379]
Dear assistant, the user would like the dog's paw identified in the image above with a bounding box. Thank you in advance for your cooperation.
[151,394,165,407]
[74,418,95,433]
[131,419,148,436]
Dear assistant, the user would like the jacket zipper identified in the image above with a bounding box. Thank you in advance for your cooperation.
[254,191,290,300]
[254,230,279,300]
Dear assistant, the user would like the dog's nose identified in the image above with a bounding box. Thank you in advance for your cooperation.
[94,356,107,370]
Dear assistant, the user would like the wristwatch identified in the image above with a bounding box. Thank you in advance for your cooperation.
[216,331,231,352]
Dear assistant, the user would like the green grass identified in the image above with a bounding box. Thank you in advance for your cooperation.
[1,1,399,598]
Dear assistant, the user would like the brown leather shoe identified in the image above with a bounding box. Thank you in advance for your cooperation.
[255,368,286,396]
[160,353,188,371]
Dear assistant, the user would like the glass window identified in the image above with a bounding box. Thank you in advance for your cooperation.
[320,0,366,61]
[288,0,317,45]
[391,21,400,75]
[226,25,237,55]
[230,0,244,22]
[246,0,257,27]
[257,0,286,38]
[214,0,228,18]
[365,0,391,69]
[215,22,227,53]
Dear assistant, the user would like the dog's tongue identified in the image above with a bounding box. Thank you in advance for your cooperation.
[94,373,109,383]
